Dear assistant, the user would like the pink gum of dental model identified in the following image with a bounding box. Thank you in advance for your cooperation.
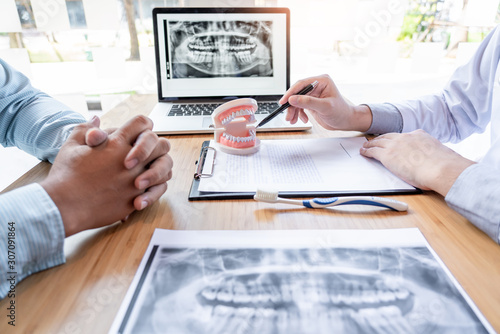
[212,98,261,155]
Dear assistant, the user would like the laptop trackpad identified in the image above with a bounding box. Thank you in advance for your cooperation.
[202,117,213,128]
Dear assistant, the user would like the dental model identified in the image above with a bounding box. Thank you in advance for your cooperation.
[212,98,260,155]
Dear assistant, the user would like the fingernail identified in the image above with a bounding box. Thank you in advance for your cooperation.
[90,115,99,126]
[125,158,138,169]
[139,200,148,210]
[138,179,149,189]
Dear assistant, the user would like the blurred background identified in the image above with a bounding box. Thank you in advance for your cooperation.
[1,0,499,190]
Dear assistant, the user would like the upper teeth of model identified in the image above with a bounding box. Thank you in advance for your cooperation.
[221,109,256,125]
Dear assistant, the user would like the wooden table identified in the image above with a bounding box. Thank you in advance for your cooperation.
[1,94,499,333]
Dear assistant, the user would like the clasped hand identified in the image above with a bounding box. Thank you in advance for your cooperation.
[41,115,173,237]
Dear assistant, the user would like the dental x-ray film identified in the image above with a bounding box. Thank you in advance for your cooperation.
[111,229,494,334]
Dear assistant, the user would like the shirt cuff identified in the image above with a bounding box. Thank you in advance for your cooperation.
[365,103,404,134]
[0,183,66,299]
[445,163,500,244]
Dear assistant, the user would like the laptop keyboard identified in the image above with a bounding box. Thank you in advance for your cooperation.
[167,102,280,116]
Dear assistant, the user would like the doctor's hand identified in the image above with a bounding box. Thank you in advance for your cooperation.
[280,74,372,132]
[360,130,475,196]
[84,115,173,212]
[41,115,173,237]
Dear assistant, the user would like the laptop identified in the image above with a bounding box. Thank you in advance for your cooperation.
[149,7,312,134]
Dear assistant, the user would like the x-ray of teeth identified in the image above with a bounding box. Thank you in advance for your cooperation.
[126,247,488,334]
[167,20,273,78]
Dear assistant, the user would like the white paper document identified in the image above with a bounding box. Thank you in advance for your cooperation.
[198,137,415,193]
[110,228,494,334]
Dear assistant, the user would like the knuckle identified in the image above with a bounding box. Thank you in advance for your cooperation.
[134,145,149,159]
[74,123,88,131]
[320,73,332,80]
[133,115,153,129]
[149,166,163,182]
[159,138,171,153]
[137,130,158,148]
[159,182,168,194]
[72,123,90,137]
[115,130,129,144]
[298,78,308,85]
[293,78,305,86]
[147,183,168,202]
[147,130,159,141]
[139,130,155,142]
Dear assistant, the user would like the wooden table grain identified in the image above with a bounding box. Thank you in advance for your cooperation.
[1,94,499,333]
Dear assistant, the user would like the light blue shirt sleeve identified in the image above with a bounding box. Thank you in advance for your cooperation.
[446,164,500,243]
[384,26,499,143]
[0,184,66,299]
[365,26,500,244]
[365,103,403,134]
[0,58,86,162]
[0,59,86,299]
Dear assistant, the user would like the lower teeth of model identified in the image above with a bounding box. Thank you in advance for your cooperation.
[223,133,255,143]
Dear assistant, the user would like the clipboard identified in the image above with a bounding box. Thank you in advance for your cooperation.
[188,141,421,201]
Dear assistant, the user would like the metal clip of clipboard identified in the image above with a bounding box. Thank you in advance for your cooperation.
[194,146,216,180]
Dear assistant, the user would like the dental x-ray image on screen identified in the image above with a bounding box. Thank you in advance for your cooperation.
[166,20,273,78]
[124,246,489,334]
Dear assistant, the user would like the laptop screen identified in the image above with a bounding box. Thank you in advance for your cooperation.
[153,7,290,101]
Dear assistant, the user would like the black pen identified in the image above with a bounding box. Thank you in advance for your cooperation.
[257,80,319,128]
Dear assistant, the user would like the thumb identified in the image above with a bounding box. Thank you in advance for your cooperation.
[67,116,107,146]
[67,116,99,145]
[86,127,108,147]
[85,116,108,147]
